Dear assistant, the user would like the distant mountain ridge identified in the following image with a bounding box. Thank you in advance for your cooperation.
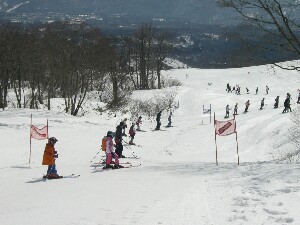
[0,0,235,26]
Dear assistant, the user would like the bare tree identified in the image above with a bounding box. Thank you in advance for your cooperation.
[218,0,300,70]
[154,32,171,89]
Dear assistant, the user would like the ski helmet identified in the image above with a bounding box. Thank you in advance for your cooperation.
[107,131,114,138]
[48,137,58,144]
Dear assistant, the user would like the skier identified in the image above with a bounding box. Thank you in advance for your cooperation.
[115,122,124,158]
[121,118,128,136]
[226,83,231,93]
[246,87,249,94]
[237,86,241,95]
[103,131,123,169]
[282,94,292,113]
[260,98,265,110]
[136,116,142,131]
[225,105,230,118]
[274,96,279,108]
[256,87,258,95]
[266,85,269,94]
[42,137,61,179]
[244,100,250,113]
[155,111,162,130]
[167,112,172,127]
[233,103,238,115]
[297,91,300,104]
[128,123,136,145]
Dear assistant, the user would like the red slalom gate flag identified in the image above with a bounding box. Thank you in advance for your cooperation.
[214,113,239,165]
[30,125,48,140]
[215,119,236,136]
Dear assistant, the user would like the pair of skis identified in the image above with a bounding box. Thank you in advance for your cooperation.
[43,174,80,180]
[102,164,142,170]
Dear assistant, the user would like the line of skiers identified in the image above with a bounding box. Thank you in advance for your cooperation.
[224,92,295,118]
[226,83,270,95]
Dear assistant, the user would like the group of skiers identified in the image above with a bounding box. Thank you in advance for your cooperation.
[41,110,174,177]
[226,83,270,96]
[224,91,296,118]
[102,111,172,169]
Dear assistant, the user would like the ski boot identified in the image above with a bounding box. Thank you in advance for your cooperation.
[103,164,114,169]
[44,174,63,179]
[113,164,124,169]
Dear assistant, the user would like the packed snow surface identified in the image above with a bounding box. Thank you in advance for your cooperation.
[1,63,300,225]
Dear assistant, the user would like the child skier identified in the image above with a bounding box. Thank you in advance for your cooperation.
[237,86,241,95]
[167,112,172,127]
[244,100,250,113]
[225,105,230,118]
[226,83,231,93]
[260,98,265,110]
[274,96,279,108]
[155,111,162,130]
[282,94,291,113]
[246,87,249,94]
[129,123,136,145]
[136,116,142,131]
[266,85,269,94]
[42,137,61,179]
[103,131,123,169]
[233,103,238,115]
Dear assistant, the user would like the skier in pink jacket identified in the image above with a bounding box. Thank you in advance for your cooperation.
[104,131,123,169]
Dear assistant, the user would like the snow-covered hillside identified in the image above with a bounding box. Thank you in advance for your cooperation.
[0,63,300,225]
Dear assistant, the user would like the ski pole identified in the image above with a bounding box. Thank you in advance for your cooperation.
[123,145,139,158]
[132,152,139,159]
[90,151,101,163]
[124,143,133,151]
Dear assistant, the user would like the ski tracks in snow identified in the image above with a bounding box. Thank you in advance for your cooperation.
[225,164,300,225]
[128,178,215,225]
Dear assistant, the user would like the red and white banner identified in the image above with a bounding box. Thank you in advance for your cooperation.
[215,119,236,136]
[30,125,48,140]
[29,114,49,163]
[214,113,239,165]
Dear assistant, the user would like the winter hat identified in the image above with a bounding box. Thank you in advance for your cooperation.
[107,131,114,138]
[48,137,58,144]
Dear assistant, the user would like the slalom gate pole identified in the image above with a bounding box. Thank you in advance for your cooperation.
[214,112,218,166]
[234,114,240,165]
[210,104,212,124]
[29,114,32,164]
